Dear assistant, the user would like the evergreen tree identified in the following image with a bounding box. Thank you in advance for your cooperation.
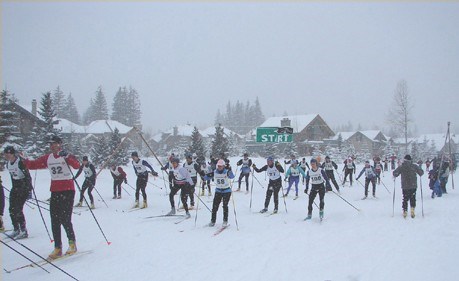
[111,87,129,125]
[283,142,298,159]
[188,127,206,160]
[52,86,65,118]
[63,131,83,160]
[211,124,229,158]
[0,89,23,150]
[90,135,110,167]
[252,96,265,128]
[24,125,45,158]
[127,86,141,127]
[109,128,129,165]
[264,143,279,158]
[92,86,109,121]
[38,91,60,141]
[62,93,80,124]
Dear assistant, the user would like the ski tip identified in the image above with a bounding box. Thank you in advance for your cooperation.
[107,241,112,245]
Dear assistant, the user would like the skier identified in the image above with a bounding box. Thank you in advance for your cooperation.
[356,160,377,199]
[373,157,384,185]
[166,157,194,218]
[160,153,176,191]
[284,154,298,165]
[0,176,4,232]
[208,159,235,227]
[428,165,441,198]
[342,157,356,186]
[183,153,204,209]
[390,155,397,170]
[23,136,80,259]
[131,152,158,208]
[4,146,32,239]
[252,156,284,214]
[110,164,127,199]
[236,153,252,192]
[300,157,310,184]
[383,157,389,172]
[321,156,340,192]
[393,155,424,218]
[439,160,450,194]
[425,158,431,172]
[304,158,331,220]
[74,156,97,209]
[284,160,306,198]
[200,161,213,196]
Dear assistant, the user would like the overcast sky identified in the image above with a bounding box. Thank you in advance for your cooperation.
[2,2,459,135]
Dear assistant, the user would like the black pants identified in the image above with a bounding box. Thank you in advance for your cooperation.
[169,183,192,211]
[211,191,231,223]
[325,170,339,191]
[201,177,211,192]
[135,175,148,201]
[343,169,354,185]
[188,177,197,206]
[9,183,29,231]
[365,178,376,196]
[308,185,325,213]
[79,179,95,203]
[238,173,250,190]
[113,179,123,197]
[402,188,416,211]
[264,179,282,210]
[0,179,4,217]
[50,190,76,249]
[168,172,174,190]
[375,171,381,184]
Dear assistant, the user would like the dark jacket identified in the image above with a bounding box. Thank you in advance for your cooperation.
[393,160,424,190]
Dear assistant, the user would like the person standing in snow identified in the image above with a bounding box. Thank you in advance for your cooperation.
[284,160,307,198]
[304,158,331,220]
[166,157,194,218]
[160,153,176,191]
[110,164,127,199]
[131,152,158,209]
[208,159,235,227]
[300,157,310,184]
[356,160,377,199]
[183,153,204,209]
[342,157,356,186]
[4,146,32,239]
[373,157,384,185]
[22,136,80,259]
[321,156,340,192]
[252,157,284,214]
[200,161,213,196]
[236,153,252,192]
[393,154,424,218]
[425,158,431,172]
[74,156,97,209]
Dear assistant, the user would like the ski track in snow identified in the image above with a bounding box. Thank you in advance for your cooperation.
[2,157,459,281]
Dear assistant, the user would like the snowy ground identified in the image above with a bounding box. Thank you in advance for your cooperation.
[1,157,459,281]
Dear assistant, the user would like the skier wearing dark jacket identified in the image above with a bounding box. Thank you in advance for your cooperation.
[342,157,356,186]
[131,152,158,209]
[321,156,339,192]
[253,157,284,214]
[110,164,127,199]
[305,158,331,220]
[236,153,252,192]
[356,161,377,199]
[393,155,424,218]
[183,153,204,208]
[74,156,97,208]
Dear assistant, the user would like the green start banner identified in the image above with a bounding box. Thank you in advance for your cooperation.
[256,127,293,143]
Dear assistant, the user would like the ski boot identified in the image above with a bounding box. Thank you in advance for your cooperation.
[283,193,288,198]
[273,209,278,214]
[200,190,205,196]
[112,195,117,199]
[208,190,212,196]
[10,229,20,239]
[0,215,4,232]
[403,210,408,218]
[74,201,83,207]
[16,229,28,239]
[48,247,62,260]
[305,212,312,220]
[362,196,367,200]
[65,240,77,255]
[166,207,176,216]
[141,200,148,209]
[260,208,268,213]
[117,195,121,199]
[208,221,215,227]
[90,203,95,209]
[373,193,376,198]
[185,211,191,218]
[133,200,139,208]
[236,187,241,192]
[319,209,324,220]
[222,221,228,227]
[410,207,415,218]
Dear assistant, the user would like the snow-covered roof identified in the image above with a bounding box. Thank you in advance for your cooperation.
[55,119,86,134]
[258,114,318,133]
[56,119,133,134]
[331,131,356,141]
[360,130,385,141]
[152,124,196,142]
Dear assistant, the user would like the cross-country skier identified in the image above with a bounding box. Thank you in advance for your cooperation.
[300,157,310,184]
[356,160,377,199]
[321,156,340,192]
[304,158,331,220]
[208,159,235,227]
[200,161,213,196]
[74,156,97,209]
[0,176,4,232]
[342,157,356,186]
[131,152,158,209]
[252,157,284,214]
[23,136,80,259]
[428,165,441,198]
[160,153,176,191]
[284,160,307,198]
[439,160,450,194]
[110,164,127,199]
[4,146,32,239]
[393,154,424,218]
[373,157,384,185]
[390,155,397,170]
[166,157,194,218]
[183,153,204,209]
[236,153,252,192]
[383,157,389,171]
[284,154,298,165]
[425,158,431,172]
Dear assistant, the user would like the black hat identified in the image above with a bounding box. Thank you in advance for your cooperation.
[82,156,88,161]
[325,155,330,159]
[171,157,180,164]
[3,146,15,154]
[310,158,318,164]
[48,135,62,144]
[404,155,412,161]
[131,151,139,157]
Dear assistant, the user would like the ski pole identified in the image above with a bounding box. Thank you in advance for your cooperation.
[121,185,131,196]
[194,180,200,227]
[31,169,53,243]
[3,186,35,210]
[379,180,391,194]
[2,233,79,280]
[194,191,211,212]
[249,169,254,210]
[305,190,319,209]
[1,239,50,274]
[251,172,265,189]
[126,182,136,191]
[64,159,111,245]
[279,179,288,213]
[392,178,396,217]
[330,190,360,212]
[91,184,108,208]
[228,180,239,231]
[419,177,424,218]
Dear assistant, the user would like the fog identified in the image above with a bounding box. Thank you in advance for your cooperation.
[3,2,459,134]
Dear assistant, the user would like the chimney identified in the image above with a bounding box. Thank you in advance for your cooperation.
[281,117,291,128]
[32,99,37,116]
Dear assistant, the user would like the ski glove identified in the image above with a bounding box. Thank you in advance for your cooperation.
[151,171,159,177]
[58,150,68,157]
[252,163,257,168]
[124,178,128,184]
[304,188,309,194]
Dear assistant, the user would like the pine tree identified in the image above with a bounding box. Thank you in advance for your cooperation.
[127,86,141,127]
[111,87,129,125]
[62,93,80,124]
[24,125,45,159]
[211,124,229,158]
[63,131,83,160]
[283,142,298,159]
[264,143,279,158]
[0,89,23,150]
[38,92,60,142]
[188,127,206,160]
[92,86,109,121]
[53,86,65,118]
[109,128,129,165]
[90,135,110,167]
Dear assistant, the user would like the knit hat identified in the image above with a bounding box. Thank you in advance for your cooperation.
[404,155,412,161]
[131,151,139,157]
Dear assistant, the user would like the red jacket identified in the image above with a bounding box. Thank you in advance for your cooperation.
[111,167,127,180]
[24,153,80,192]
